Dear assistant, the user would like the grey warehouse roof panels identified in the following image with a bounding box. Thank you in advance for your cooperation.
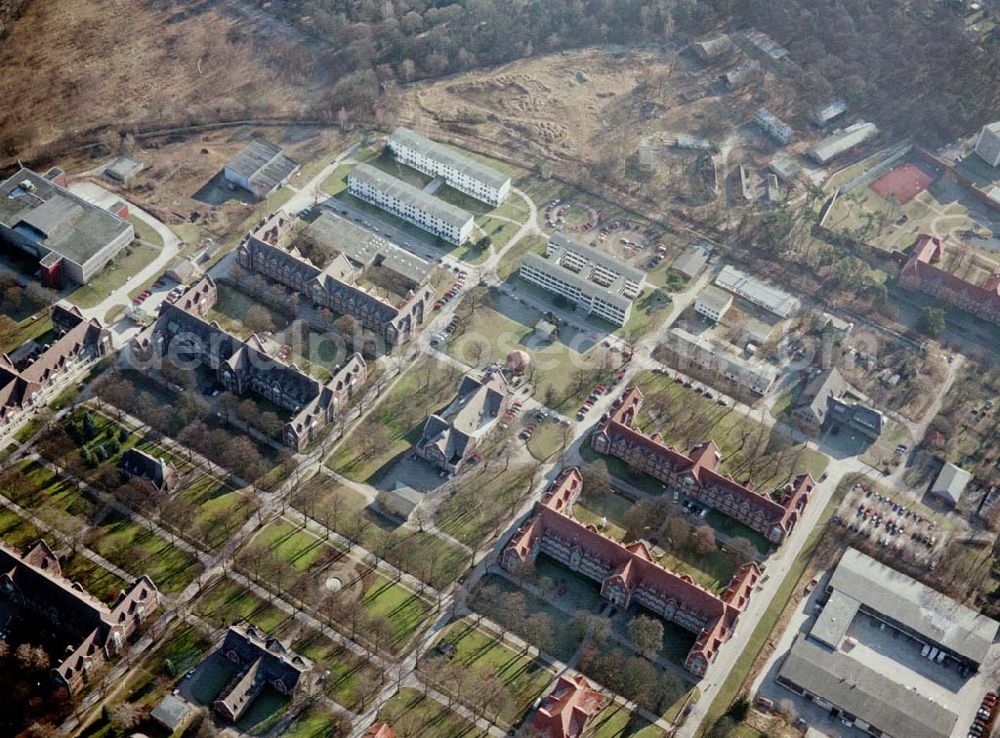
[305,212,432,285]
[389,128,510,190]
[826,548,999,664]
[226,139,299,198]
[350,164,474,232]
[778,634,957,738]
[0,168,132,267]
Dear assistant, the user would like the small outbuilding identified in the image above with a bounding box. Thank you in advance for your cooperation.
[151,695,194,733]
[931,462,972,507]
[534,320,558,343]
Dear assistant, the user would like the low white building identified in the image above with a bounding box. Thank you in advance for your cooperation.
[716,265,800,319]
[808,121,878,165]
[694,285,733,322]
[754,109,794,145]
[347,164,474,245]
[975,122,1000,168]
[388,128,511,206]
[663,327,778,395]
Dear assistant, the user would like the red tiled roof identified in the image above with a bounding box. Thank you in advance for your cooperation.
[597,388,810,533]
[363,723,396,738]
[900,234,1000,318]
[531,674,604,738]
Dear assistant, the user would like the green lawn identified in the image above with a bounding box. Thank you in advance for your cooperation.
[67,243,160,309]
[632,371,829,491]
[86,510,203,593]
[15,459,98,535]
[194,578,292,635]
[496,233,546,280]
[432,620,556,727]
[321,163,355,196]
[256,519,337,573]
[361,574,434,646]
[376,687,487,738]
[292,629,383,709]
[292,475,469,589]
[282,705,343,738]
[176,473,258,551]
[526,421,568,461]
[59,552,128,605]
[129,213,164,247]
[150,622,214,676]
[589,704,669,738]
[0,507,43,549]
[326,355,464,481]
[434,463,537,546]
[207,283,289,338]
[0,312,54,354]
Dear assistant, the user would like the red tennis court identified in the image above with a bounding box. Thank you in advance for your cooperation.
[869,161,937,204]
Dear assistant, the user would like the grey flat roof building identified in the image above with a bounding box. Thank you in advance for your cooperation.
[821,548,999,665]
[671,242,711,279]
[548,231,646,285]
[389,128,510,192]
[777,634,957,738]
[808,122,878,165]
[930,462,972,506]
[304,212,433,285]
[0,167,134,284]
[349,164,474,233]
[716,265,800,318]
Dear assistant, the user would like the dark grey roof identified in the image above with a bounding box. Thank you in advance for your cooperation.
[796,367,849,425]
[349,164,474,231]
[0,168,133,267]
[119,448,173,491]
[828,548,999,664]
[220,622,313,684]
[389,128,510,190]
[151,695,192,731]
[828,396,884,436]
[226,140,298,198]
[778,634,957,738]
[418,372,507,464]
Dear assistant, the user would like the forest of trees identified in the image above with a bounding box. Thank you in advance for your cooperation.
[266,0,999,144]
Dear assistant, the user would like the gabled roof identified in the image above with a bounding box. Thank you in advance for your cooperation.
[418,371,508,463]
[531,674,603,738]
[226,140,299,198]
[389,127,510,190]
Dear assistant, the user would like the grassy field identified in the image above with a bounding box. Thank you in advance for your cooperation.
[292,475,469,588]
[432,619,556,727]
[589,704,669,738]
[67,243,160,309]
[194,578,292,635]
[376,687,488,738]
[434,463,537,546]
[526,420,569,461]
[292,628,383,709]
[326,355,463,481]
[86,509,203,593]
[176,473,259,550]
[0,311,54,354]
[0,507,43,549]
[496,233,546,280]
[207,282,290,338]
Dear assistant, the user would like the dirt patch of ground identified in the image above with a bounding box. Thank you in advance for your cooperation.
[0,0,330,157]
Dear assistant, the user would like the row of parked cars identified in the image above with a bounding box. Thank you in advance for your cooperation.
[968,692,997,738]
[433,268,468,311]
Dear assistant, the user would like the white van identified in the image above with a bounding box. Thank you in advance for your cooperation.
[928,647,940,660]
[936,650,946,664]
[921,644,931,658]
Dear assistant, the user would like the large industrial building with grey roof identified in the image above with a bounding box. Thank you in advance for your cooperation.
[223,139,299,200]
[388,127,511,206]
[0,167,134,285]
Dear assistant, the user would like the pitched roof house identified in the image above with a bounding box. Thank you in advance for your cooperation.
[415,371,509,473]
[592,388,813,544]
[531,674,604,738]
[900,234,1000,324]
[214,623,316,722]
[362,724,396,738]
[0,539,159,693]
[119,448,177,492]
[504,468,761,677]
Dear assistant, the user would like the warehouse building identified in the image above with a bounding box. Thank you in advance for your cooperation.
[348,164,474,245]
[518,232,645,327]
[776,634,957,738]
[662,327,779,395]
[716,265,800,318]
[388,128,511,206]
[0,167,134,286]
[975,122,1000,168]
[223,139,299,200]
[808,121,878,165]
[811,548,999,670]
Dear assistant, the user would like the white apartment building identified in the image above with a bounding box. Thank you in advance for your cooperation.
[975,122,1000,168]
[715,265,800,319]
[664,327,778,395]
[347,164,474,245]
[388,128,511,206]
[754,109,794,145]
[517,232,646,327]
[694,285,734,322]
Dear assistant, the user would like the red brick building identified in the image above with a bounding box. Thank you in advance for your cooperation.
[591,388,814,545]
[899,234,1000,325]
[503,468,761,677]
[531,674,604,738]
[362,723,396,738]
